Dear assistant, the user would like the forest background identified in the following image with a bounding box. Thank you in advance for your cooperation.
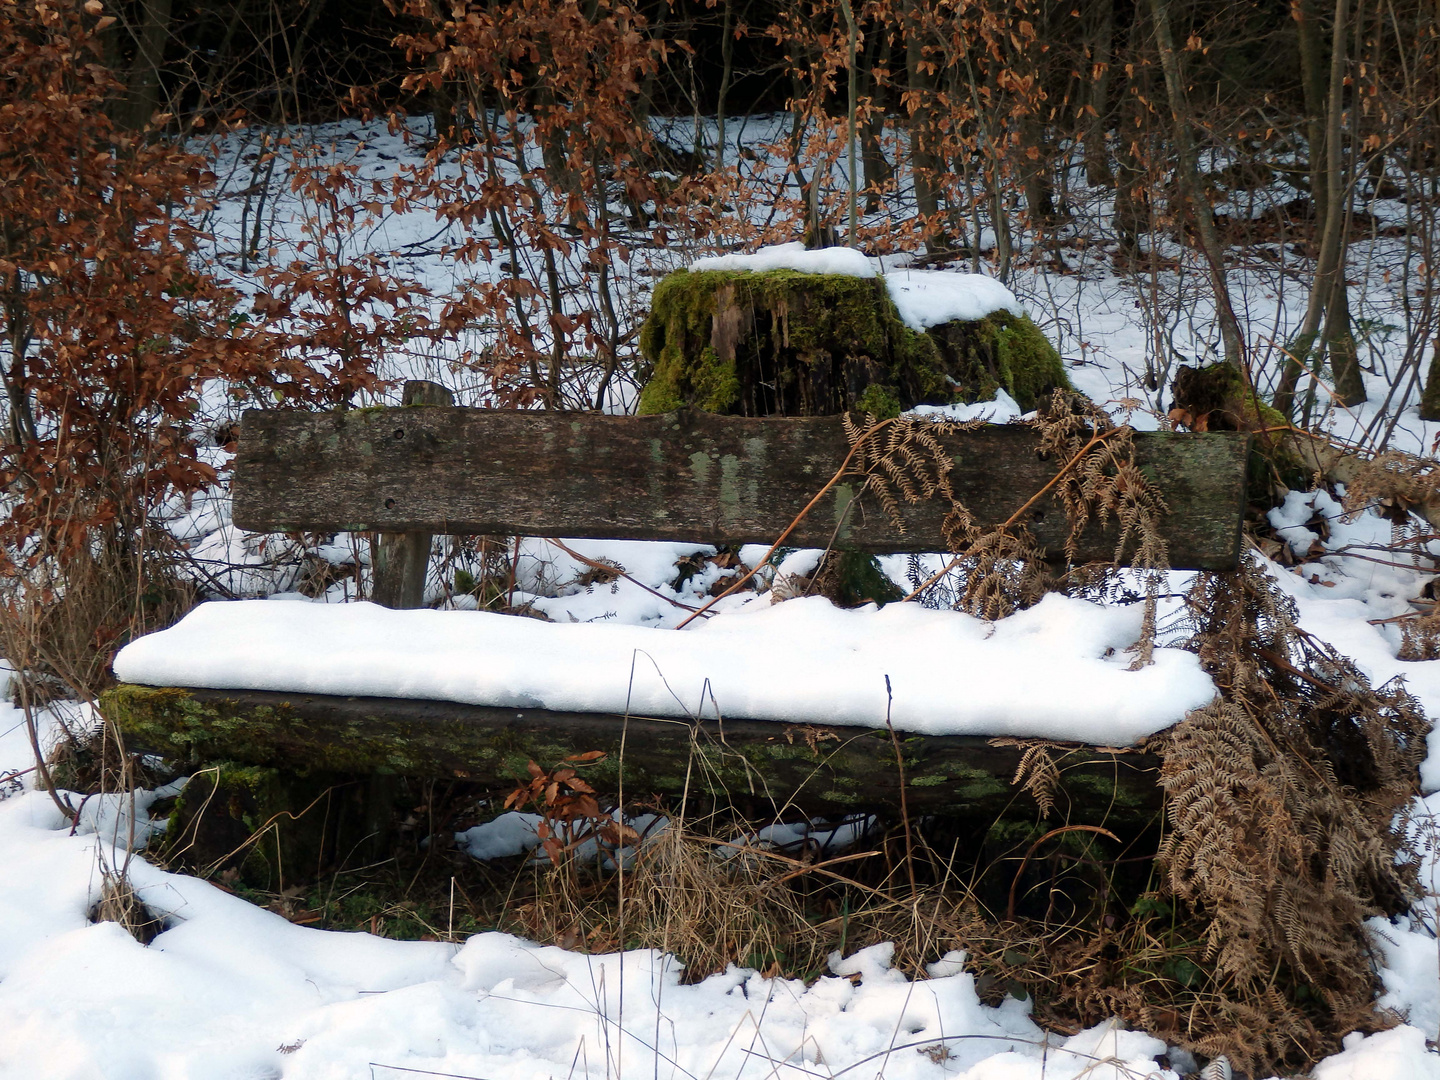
[4,0,1438,569]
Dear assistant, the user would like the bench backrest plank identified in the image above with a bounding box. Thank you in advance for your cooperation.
[232,407,1250,570]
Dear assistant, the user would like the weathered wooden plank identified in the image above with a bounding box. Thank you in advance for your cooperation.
[233,408,1249,570]
[103,684,1164,824]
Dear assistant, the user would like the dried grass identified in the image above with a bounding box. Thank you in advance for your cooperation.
[90,864,164,945]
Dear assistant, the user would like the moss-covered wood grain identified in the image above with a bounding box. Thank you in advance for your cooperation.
[104,684,1164,825]
[231,408,1250,569]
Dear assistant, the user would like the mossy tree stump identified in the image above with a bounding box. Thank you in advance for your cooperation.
[637,268,1071,419]
[1169,362,1305,493]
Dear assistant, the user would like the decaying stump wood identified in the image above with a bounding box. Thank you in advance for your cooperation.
[1170,361,1440,529]
[103,684,1165,827]
[635,268,1072,416]
[233,408,1250,570]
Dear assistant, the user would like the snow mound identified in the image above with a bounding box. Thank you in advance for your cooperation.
[687,244,1020,330]
[689,240,876,277]
[0,784,1184,1080]
[113,594,1215,744]
[885,268,1022,329]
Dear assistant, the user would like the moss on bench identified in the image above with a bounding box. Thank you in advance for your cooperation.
[103,683,1163,825]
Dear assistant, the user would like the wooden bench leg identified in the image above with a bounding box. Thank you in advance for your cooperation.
[369,379,455,611]
[371,531,433,610]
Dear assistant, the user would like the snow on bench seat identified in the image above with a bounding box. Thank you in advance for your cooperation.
[114,593,1215,746]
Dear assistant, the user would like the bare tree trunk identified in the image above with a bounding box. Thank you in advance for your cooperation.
[1112,6,1152,253]
[113,0,175,131]
[715,0,736,170]
[1084,0,1116,186]
[905,1,950,253]
[838,0,859,244]
[1020,116,1056,226]
[1017,2,1057,229]
[1275,0,1365,415]
[634,0,669,138]
[859,29,894,212]
[1149,0,1243,366]
[1420,338,1440,421]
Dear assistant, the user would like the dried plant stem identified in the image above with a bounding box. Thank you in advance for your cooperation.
[901,429,1119,603]
[883,675,918,897]
[1005,824,1120,922]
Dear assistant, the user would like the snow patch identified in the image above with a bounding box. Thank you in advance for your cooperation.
[686,244,1021,331]
[1309,1026,1440,1080]
[885,268,1022,329]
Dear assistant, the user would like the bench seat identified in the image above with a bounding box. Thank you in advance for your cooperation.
[106,593,1214,821]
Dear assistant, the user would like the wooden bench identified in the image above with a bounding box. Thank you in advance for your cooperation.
[105,381,1250,834]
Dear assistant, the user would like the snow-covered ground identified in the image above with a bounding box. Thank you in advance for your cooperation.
[0,783,1181,1080]
[3,116,1440,1078]
[0,750,1435,1079]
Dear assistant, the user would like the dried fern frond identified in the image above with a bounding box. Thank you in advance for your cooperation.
[844,410,1052,619]
[954,525,1054,620]
[1151,556,1430,1068]
[1032,391,1171,663]
[1342,449,1440,524]
[847,397,1173,630]
[1032,390,1171,573]
[1398,611,1440,661]
[1010,743,1061,818]
[842,410,984,533]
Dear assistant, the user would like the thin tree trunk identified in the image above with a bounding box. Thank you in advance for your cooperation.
[839,0,859,244]
[1112,5,1151,253]
[634,0,669,137]
[1017,3,1056,229]
[114,0,175,131]
[860,32,893,212]
[1020,116,1056,227]
[1084,0,1116,186]
[905,1,949,253]
[715,0,736,170]
[1275,0,1365,415]
[1149,0,1243,366]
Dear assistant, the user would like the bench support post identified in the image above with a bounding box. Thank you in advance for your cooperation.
[365,379,454,855]
[369,380,455,609]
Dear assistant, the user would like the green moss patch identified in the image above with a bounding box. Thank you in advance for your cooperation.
[924,308,1071,412]
[99,684,1160,825]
